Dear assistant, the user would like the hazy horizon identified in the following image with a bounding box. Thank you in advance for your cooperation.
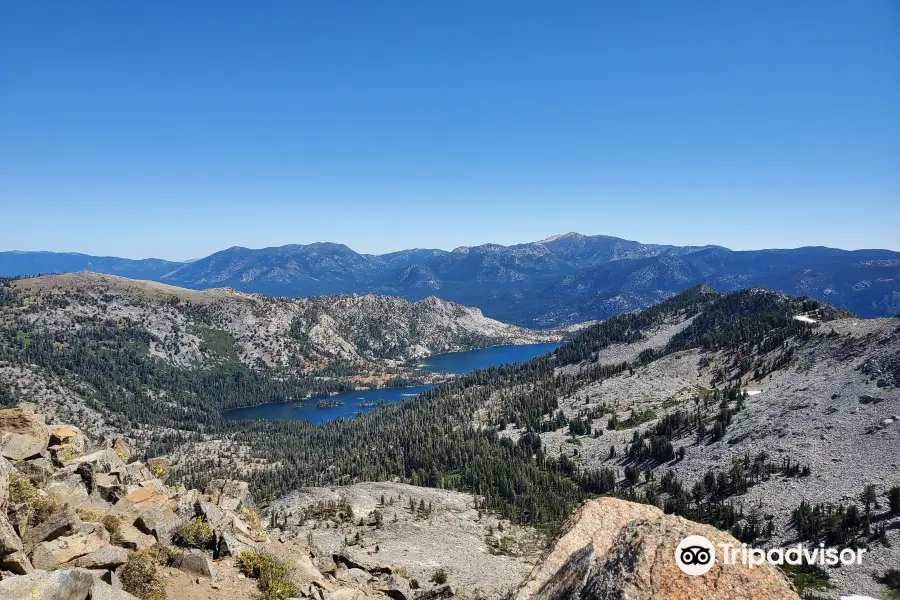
[4,230,900,263]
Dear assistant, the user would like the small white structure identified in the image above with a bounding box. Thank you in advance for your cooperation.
[793,315,818,324]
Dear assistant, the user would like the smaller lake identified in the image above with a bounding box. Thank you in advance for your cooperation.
[418,342,561,374]
[224,384,435,424]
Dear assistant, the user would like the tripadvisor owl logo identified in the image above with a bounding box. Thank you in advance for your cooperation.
[675,534,868,576]
[675,535,716,575]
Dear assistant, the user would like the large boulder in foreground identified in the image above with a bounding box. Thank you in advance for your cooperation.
[520,497,799,600]
[518,496,664,598]
[0,568,94,600]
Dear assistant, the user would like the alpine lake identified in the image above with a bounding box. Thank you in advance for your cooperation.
[223,342,561,423]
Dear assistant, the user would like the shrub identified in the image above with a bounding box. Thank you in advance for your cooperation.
[888,486,900,515]
[780,564,830,596]
[102,514,126,546]
[237,550,301,600]
[8,472,61,525]
[174,518,213,548]
[392,566,409,578]
[120,551,166,600]
[431,567,448,585]
[75,508,104,522]
[874,569,900,599]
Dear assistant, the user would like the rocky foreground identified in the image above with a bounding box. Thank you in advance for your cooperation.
[0,407,802,600]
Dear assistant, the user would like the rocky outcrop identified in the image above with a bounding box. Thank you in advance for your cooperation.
[0,568,95,600]
[0,409,438,600]
[519,497,799,600]
[518,496,664,598]
[0,407,49,461]
[0,407,272,598]
[0,407,809,600]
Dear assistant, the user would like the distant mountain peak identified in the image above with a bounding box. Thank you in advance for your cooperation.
[537,232,582,243]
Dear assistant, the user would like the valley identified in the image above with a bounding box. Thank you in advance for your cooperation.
[0,274,898,599]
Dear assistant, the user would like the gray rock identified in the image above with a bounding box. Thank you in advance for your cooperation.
[95,473,125,503]
[309,584,333,600]
[205,479,251,511]
[198,500,226,528]
[113,522,156,551]
[134,505,184,545]
[22,508,78,554]
[176,488,201,520]
[0,457,10,514]
[101,568,122,589]
[0,568,94,600]
[0,512,23,556]
[65,448,125,475]
[0,432,47,461]
[121,462,152,485]
[14,457,54,483]
[74,462,95,494]
[68,545,129,569]
[172,549,217,580]
[45,466,90,500]
[111,438,133,463]
[0,408,49,461]
[376,574,412,600]
[30,527,109,570]
[415,584,455,600]
[145,457,171,483]
[339,567,371,586]
[215,530,255,558]
[1,550,33,575]
[90,578,140,600]
[333,552,393,575]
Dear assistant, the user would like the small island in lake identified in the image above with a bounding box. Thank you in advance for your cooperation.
[316,399,345,408]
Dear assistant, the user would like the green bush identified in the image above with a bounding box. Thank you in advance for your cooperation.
[781,564,830,596]
[431,567,448,585]
[120,551,166,600]
[174,518,213,548]
[8,472,61,525]
[237,550,301,600]
[874,569,900,599]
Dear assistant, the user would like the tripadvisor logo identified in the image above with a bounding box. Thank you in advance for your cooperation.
[675,535,716,575]
[675,534,867,576]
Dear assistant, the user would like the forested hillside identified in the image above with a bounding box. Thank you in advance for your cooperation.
[0,273,559,427]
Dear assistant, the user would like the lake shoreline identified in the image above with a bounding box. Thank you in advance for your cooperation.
[223,342,561,423]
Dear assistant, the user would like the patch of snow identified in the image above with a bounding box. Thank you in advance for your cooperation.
[793,315,818,324]
[746,390,763,396]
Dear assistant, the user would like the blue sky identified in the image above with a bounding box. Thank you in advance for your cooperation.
[2,1,898,260]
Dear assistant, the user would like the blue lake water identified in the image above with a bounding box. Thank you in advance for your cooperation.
[223,342,560,423]
[223,384,435,423]
[418,342,561,374]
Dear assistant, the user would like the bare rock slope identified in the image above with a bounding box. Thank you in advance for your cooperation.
[275,481,545,599]
[9,272,561,370]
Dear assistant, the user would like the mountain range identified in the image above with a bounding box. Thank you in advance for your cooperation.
[3,233,899,326]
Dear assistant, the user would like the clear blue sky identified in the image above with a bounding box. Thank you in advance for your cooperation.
[2,1,898,260]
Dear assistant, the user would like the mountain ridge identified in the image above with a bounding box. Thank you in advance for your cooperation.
[3,233,899,325]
